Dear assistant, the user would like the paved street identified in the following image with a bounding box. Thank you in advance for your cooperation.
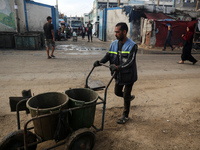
[0,36,200,149]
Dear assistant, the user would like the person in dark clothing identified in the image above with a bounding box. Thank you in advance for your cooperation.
[93,22,138,124]
[81,24,86,40]
[43,16,55,59]
[87,21,93,42]
[163,25,173,51]
[178,26,198,64]
[55,28,61,41]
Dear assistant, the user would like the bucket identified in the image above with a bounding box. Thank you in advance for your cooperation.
[65,88,98,130]
[26,92,69,140]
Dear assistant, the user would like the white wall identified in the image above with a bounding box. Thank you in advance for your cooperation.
[106,8,130,41]
[26,3,51,32]
[0,0,26,32]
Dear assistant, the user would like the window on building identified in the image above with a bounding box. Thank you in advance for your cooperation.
[184,0,194,3]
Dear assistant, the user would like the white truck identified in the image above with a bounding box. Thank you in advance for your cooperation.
[70,20,83,35]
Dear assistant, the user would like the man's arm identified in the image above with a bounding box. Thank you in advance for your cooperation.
[93,52,110,67]
[51,30,55,41]
[51,24,55,41]
[100,52,109,63]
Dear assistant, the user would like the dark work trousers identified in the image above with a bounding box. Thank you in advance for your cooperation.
[114,83,134,117]
[164,39,173,50]
[87,31,92,41]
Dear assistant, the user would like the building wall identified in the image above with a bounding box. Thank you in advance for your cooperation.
[0,0,58,33]
[0,0,26,32]
[26,3,51,32]
[0,0,16,32]
[106,8,130,41]
[84,13,89,26]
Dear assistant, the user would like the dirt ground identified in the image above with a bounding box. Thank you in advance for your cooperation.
[0,37,200,149]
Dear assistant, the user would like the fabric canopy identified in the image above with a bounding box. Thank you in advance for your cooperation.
[155,20,197,47]
[144,13,173,20]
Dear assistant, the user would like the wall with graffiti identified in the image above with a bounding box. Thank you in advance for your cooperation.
[0,0,16,32]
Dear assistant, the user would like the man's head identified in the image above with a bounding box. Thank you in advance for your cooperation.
[115,22,128,42]
[168,25,171,30]
[47,16,52,22]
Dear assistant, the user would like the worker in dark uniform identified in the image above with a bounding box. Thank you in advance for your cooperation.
[93,22,138,124]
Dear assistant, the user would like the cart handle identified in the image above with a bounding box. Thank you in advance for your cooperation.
[85,63,110,89]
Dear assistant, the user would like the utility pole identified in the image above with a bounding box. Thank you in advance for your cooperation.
[14,0,20,33]
[107,0,109,8]
[196,0,199,11]
[118,0,120,6]
[56,0,58,10]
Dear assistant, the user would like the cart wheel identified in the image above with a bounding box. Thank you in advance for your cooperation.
[66,128,95,150]
[0,130,37,150]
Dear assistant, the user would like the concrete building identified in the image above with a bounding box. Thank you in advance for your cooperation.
[83,13,89,26]
[67,16,83,25]
[0,0,59,49]
[89,0,129,36]
[175,0,200,18]
[0,0,58,33]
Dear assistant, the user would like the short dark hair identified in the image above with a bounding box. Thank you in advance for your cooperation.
[116,22,128,34]
[47,16,52,21]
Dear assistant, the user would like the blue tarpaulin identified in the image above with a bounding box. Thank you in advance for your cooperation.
[122,6,144,22]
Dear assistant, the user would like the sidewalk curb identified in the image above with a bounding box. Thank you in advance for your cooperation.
[138,48,200,55]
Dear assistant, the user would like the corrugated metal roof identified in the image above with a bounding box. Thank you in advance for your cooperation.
[144,13,172,20]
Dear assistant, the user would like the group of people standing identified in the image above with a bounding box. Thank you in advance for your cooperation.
[163,24,197,65]
[80,21,93,42]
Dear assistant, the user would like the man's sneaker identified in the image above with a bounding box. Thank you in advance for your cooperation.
[130,95,135,101]
[51,55,55,58]
[117,115,129,124]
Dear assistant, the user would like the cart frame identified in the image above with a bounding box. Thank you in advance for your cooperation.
[13,65,114,150]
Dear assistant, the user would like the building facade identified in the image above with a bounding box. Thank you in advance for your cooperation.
[83,13,89,26]
[89,0,129,35]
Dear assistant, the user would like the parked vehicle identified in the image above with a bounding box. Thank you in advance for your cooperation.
[70,20,82,35]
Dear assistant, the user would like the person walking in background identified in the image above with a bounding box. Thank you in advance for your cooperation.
[55,28,61,41]
[93,22,138,124]
[81,24,86,40]
[178,26,198,64]
[43,16,55,59]
[163,25,173,51]
[87,21,93,42]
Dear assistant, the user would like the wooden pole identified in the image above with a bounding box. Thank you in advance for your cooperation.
[118,0,120,6]
[157,0,160,6]
[196,0,199,11]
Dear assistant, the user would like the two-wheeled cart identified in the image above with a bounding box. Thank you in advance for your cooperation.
[0,65,114,150]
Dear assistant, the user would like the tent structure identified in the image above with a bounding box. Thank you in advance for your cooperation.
[141,13,197,47]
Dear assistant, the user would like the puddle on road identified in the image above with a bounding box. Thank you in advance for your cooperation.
[56,44,107,51]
